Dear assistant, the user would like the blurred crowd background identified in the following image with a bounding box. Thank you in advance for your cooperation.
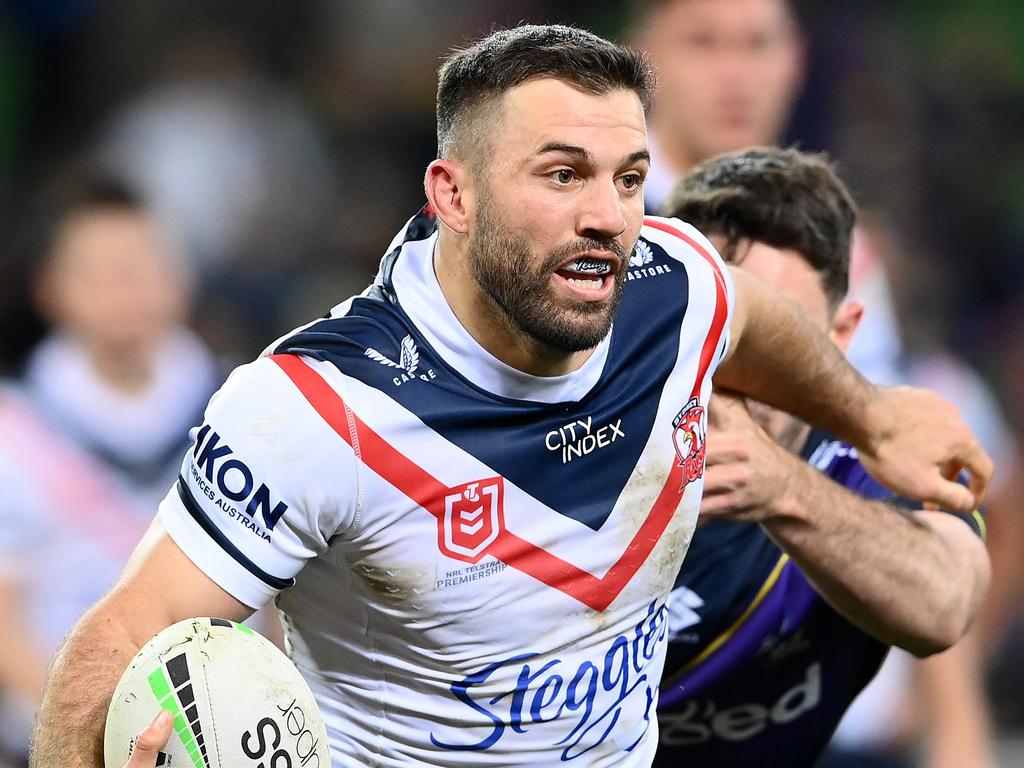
[0,0,1023,765]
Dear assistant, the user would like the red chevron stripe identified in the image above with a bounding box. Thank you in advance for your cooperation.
[269,239,727,611]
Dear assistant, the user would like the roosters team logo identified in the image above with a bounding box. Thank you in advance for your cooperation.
[629,240,655,268]
[672,397,707,489]
[440,478,505,564]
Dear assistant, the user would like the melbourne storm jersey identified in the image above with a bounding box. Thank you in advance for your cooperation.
[654,430,986,767]
[158,208,734,766]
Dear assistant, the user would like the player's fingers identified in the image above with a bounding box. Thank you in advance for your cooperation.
[126,709,172,767]
[926,476,976,513]
[700,464,747,498]
[704,435,748,466]
[699,491,743,515]
[955,442,993,505]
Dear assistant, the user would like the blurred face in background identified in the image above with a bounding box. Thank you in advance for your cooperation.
[36,208,187,354]
[642,0,804,166]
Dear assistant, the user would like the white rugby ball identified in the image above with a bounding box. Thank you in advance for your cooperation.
[104,617,329,768]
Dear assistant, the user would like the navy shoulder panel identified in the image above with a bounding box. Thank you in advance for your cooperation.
[275,220,694,532]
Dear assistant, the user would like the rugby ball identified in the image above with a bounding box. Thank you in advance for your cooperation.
[104,617,329,768]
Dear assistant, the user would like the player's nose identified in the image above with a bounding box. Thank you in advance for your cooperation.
[577,178,626,240]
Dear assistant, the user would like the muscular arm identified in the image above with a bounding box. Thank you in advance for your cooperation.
[30,518,253,767]
[717,266,877,448]
[759,466,989,656]
[717,267,991,510]
[702,394,991,656]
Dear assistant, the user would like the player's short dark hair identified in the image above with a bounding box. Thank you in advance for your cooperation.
[436,24,654,160]
[662,147,856,307]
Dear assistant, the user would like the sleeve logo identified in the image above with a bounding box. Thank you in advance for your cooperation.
[190,424,289,536]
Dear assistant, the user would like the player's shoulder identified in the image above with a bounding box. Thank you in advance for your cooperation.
[264,208,438,367]
[266,284,414,371]
[203,353,344,440]
[639,215,725,268]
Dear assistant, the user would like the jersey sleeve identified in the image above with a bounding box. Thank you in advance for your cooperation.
[809,436,987,541]
[680,220,736,371]
[641,215,737,372]
[885,484,988,540]
[159,355,360,609]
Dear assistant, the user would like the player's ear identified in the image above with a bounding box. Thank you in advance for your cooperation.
[424,159,473,235]
[829,299,864,352]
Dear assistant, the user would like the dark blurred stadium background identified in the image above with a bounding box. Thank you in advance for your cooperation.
[0,0,1022,763]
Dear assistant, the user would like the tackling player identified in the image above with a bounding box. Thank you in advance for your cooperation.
[654,147,990,766]
[30,26,990,768]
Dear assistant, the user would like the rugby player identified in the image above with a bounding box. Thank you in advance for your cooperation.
[654,147,990,766]
[30,25,990,768]
[634,1,1005,763]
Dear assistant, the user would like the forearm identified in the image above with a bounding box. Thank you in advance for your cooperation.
[760,456,990,656]
[30,599,152,767]
[715,267,878,449]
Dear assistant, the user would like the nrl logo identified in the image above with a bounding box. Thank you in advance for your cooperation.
[439,478,505,564]
[364,334,436,386]
[629,240,654,268]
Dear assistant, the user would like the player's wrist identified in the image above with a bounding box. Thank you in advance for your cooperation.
[848,382,891,458]
[756,449,813,525]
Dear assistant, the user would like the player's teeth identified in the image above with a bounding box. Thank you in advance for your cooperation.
[568,276,601,288]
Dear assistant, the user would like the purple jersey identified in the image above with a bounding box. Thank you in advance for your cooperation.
[654,429,984,767]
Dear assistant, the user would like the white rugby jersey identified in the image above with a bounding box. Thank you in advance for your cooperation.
[159,208,734,766]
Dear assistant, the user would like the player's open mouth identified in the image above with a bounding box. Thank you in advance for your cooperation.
[553,253,619,299]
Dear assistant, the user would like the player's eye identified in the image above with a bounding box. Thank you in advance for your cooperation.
[554,169,576,184]
[620,173,642,190]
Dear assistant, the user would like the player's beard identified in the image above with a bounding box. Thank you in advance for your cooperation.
[469,192,629,354]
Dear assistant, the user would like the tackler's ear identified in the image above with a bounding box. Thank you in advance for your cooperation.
[829,299,864,353]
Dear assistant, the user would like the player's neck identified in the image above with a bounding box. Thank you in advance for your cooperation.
[433,231,595,377]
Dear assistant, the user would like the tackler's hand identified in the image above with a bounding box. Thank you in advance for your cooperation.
[699,392,801,522]
[858,386,992,512]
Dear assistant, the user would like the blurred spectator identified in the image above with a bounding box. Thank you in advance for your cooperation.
[92,27,341,360]
[0,0,1019,760]
[631,0,1016,765]
[0,175,221,762]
